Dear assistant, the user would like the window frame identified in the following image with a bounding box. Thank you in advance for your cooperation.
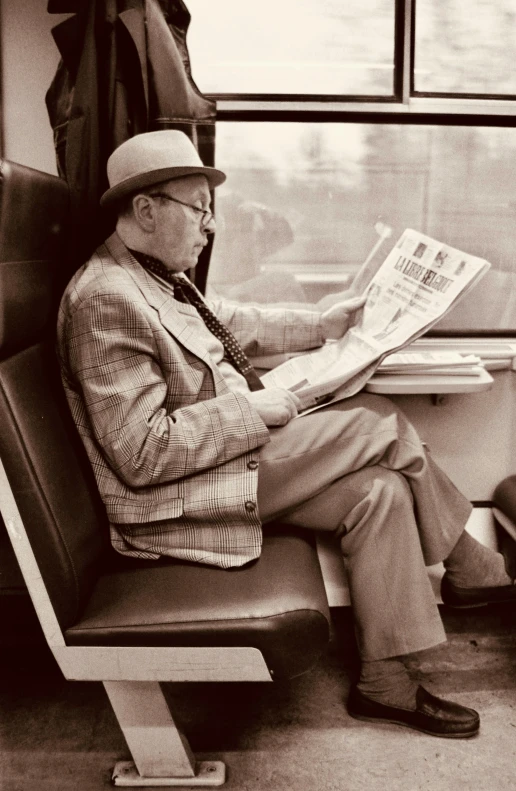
[207,0,516,121]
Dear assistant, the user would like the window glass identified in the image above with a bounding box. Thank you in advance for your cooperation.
[208,122,516,332]
[186,0,395,96]
[415,0,516,95]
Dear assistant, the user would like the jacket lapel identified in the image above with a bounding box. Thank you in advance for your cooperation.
[104,233,220,370]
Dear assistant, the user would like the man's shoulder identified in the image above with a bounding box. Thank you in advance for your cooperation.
[62,238,143,310]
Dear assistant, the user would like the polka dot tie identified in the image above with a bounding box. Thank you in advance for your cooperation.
[131,250,265,391]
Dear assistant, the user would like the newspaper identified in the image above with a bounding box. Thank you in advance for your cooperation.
[376,351,483,376]
[260,228,491,413]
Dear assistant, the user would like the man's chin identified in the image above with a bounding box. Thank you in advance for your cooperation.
[173,259,198,273]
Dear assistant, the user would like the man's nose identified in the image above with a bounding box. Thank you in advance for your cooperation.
[203,214,216,234]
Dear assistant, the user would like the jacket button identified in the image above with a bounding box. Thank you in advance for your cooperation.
[247,460,259,470]
[245,500,256,512]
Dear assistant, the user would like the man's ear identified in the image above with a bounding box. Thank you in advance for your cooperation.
[132,194,156,233]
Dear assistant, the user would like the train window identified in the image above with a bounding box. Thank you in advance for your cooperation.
[415,0,516,96]
[187,0,395,97]
[187,0,516,335]
[208,122,516,333]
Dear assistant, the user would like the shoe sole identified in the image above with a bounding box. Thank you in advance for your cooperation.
[347,709,480,738]
[441,575,516,609]
[441,596,516,609]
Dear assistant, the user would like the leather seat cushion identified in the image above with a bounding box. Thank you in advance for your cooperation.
[65,526,330,679]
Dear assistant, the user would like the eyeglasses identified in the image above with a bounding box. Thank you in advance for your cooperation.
[149,192,215,230]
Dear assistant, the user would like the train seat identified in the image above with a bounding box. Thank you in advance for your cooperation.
[0,159,331,787]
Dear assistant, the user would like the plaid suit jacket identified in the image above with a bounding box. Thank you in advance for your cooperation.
[57,233,323,567]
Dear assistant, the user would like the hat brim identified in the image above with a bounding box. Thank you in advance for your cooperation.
[100,165,226,208]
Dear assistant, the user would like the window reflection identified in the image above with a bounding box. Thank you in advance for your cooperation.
[208,123,516,332]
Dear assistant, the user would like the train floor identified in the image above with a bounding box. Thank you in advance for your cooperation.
[2,605,516,791]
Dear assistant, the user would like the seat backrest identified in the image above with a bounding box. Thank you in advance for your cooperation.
[0,160,110,630]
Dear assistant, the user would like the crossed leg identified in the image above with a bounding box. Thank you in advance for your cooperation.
[257,392,471,659]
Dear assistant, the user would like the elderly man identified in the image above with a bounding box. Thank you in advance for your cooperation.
[58,130,516,739]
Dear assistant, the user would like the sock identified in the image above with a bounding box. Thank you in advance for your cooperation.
[444,530,513,589]
[357,657,418,710]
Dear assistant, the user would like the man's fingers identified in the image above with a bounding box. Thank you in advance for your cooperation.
[286,390,302,411]
[277,391,299,423]
[346,294,367,311]
[245,387,301,426]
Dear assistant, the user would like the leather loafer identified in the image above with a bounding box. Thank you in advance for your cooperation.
[441,573,516,609]
[347,684,479,738]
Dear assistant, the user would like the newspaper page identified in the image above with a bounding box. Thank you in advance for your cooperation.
[260,229,490,412]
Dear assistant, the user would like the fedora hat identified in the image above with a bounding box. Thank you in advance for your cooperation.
[100,130,226,207]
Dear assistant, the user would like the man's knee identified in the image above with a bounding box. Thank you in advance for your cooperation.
[338,467,415,542]
[374,467,413,508]
[341,465,412,503]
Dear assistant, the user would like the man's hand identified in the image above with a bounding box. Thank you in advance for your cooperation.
[244,387,302,426]
[320,295,367,340]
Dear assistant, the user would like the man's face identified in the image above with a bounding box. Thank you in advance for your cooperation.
[151,175,214,273]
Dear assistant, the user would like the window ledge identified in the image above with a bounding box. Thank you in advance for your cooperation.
[216,97,516,119]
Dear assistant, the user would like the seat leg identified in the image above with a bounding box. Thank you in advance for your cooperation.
[104,681,225,787]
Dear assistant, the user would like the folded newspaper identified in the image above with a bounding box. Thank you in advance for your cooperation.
[260,228,491,413]
[375,350,483,376]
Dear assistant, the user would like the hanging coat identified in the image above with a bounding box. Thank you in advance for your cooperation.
[46,0,217,270]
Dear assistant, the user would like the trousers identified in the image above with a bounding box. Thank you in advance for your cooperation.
[256,392,472,661]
